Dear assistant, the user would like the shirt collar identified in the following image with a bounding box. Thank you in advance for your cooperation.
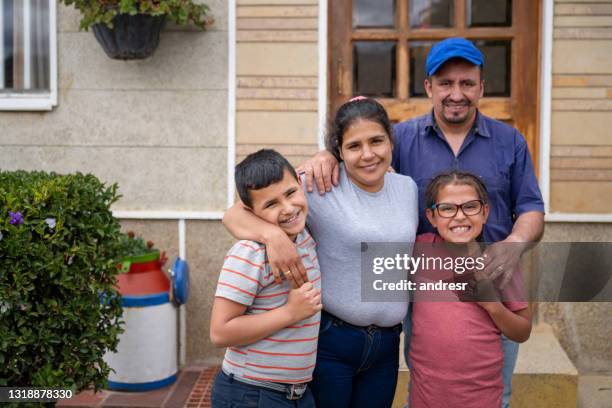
[424,109,491,138]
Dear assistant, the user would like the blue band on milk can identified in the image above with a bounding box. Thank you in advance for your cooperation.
[170,257,189,305]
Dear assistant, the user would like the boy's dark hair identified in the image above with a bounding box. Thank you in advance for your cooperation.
[235,149,298,208]
[325,97,393,161]
[425,170,489,209]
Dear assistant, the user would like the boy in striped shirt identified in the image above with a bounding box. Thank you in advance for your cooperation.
[210,149,322,407]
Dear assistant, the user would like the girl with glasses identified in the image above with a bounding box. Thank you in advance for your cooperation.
[409,170,532,408]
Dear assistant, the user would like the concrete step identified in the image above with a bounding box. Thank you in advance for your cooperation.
[392,324,579,408]
[577,374,612,408]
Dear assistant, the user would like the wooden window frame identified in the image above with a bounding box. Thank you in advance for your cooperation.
[329,0,541,170]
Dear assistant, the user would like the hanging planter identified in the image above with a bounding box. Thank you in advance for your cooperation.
[59,0,213,60]
[92,14,165,60]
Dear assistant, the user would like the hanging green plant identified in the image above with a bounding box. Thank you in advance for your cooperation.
[59,0,213,30]
[59,0,214,59]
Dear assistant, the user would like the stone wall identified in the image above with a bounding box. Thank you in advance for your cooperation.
[550,0,612,213]
[539,223,612,373]
[0,0,228,213]
[235,0,320,167]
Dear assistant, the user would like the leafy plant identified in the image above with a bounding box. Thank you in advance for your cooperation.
[0,171,124,392]
[60,0,214,30]
[117,231,157,258]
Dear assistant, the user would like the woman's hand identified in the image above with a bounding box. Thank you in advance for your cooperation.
[296,150,340,195]
[265,228,309,288]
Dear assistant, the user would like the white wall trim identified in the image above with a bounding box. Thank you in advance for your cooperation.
[317,0,328,151]
[227,0,237,209]
[0,97,55,110]
[113,211,224,220]
[0,4,4,89]
[177,218,186,368]
[178,219,186,259]
[546,213,612,223]
[23,0,31,89]
[539,0,553,215]
[49,0,58,107]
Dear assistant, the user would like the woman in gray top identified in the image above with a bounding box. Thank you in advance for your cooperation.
[223,98,418,408]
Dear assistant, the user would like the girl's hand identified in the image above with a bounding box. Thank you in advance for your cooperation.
[265,228,308,288]
[284,282,323,322]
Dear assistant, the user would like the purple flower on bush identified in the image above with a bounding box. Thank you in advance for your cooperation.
[45,218,56,229]
[9,211,24,225]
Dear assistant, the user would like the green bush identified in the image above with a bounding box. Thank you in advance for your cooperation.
[0,171,124,391]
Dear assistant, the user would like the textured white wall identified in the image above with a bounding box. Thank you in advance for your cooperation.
[0,0,228,212]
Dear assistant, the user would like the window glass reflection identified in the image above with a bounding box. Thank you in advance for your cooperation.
[468,0,512,27]
[353,0,396,28]
[475,40,511,96]
[410,0,453,29]
[409,42,433,97]
[353,41,396,97]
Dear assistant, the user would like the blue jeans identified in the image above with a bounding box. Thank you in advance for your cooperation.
[211,371,316,408]
[402,306,520,408]
[501,335,519,408]
[309,311,401,408]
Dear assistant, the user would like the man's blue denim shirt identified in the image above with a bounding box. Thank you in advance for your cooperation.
[391,110,545,242]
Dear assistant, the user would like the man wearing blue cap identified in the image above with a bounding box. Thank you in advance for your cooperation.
[272,38,544,407]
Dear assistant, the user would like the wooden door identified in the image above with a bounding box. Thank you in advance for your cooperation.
[330,0,541,170]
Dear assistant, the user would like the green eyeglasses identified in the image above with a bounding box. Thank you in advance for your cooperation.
[430,200,484,218]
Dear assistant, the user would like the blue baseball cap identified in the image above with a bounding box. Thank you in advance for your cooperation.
[426,37,484,76]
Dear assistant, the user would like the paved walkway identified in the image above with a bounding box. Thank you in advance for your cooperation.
[57,366,220,408]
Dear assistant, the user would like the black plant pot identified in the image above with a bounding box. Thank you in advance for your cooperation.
[92,14,165,60]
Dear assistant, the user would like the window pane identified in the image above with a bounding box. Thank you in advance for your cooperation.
[353,0,396,28]
[353,41,396,98]
[409,42,433,97]
[1,0,50,93]
[468,0,512,27]
[410,0,454,29]
[475,40,511,96]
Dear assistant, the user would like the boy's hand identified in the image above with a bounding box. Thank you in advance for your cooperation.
[285,282,322,322]
[265,228,308,288]
[296,150,339,195]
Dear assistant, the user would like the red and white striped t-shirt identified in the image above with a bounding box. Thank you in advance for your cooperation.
[215,229,321,384]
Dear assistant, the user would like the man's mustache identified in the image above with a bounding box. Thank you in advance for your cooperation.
[443,99,470,107]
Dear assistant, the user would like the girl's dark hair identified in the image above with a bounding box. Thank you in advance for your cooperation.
[235,149,297,208]
[325,97,393,161]
[424,170,489,209]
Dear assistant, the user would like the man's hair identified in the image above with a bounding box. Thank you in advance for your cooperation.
[325,97,393,161]
[235,149,298,208]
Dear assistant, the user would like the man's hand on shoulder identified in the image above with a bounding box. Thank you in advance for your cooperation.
[296,150,340,195]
